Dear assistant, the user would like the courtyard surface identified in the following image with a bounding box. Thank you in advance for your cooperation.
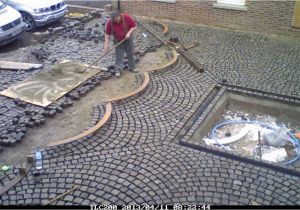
[0,14,300,206]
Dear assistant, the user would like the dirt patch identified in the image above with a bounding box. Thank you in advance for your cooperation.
[0,71,141,165]
[0,47,170,166]
[137,47,170,70]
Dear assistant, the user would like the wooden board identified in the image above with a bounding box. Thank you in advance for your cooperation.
[0,61,101,107]
[0,61,42,70]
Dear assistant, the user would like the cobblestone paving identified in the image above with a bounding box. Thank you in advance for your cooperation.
[161,21,300,99]
[1,143,300,205]
[0,16,160,154]
[1,17,300,205]
[0,166,20,189]
[42,57,216,159]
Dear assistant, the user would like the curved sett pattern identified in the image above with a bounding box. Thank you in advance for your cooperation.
[2,54,300,205]
[164,22,300,98]
[0,167,20,189]
[1,20,300,205]
[0,19,162,154]
[1,143,300,205]
[0,18,164,195]
[43,49,178,154]
[41,57,216,159]
[47,103,112,147]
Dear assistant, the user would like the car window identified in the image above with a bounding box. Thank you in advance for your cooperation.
[0,1,7,10]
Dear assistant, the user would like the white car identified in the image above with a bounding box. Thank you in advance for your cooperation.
[3,0,68,31]
[0,0,26,46]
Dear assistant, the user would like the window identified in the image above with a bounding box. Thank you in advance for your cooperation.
[213,0,247,11]
[217,0,245,6]
[152,0,176,3]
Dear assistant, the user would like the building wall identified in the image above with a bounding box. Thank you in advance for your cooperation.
[120,0,300,35]
[65,0,112,8]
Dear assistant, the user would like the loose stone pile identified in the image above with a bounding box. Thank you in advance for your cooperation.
[0,15,163,154]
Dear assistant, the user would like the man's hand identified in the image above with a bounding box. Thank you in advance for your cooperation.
[125,32,131,40]
[125,26,136,40]
[104,43,109,53]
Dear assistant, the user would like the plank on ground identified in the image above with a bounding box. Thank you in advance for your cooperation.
[0,61,42,70]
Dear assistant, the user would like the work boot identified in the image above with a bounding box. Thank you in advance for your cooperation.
[115,70,121,78]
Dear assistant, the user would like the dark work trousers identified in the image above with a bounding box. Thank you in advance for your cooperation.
[115,36,135,72]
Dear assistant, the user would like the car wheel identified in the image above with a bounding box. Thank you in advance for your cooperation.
[21,12,36,31]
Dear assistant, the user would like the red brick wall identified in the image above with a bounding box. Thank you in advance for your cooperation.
[120,0,300,35]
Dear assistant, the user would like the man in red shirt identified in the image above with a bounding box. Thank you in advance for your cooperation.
[104,10,137,77]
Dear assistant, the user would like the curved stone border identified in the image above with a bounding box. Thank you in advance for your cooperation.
[47,103,112,147]
[133,16,169,36]
[153,21,169,35]
[48,46,178,145]
[47,47,177,145]
[144,48,179,73]
[0,16,178,198]
[0,43,178,196]
[106,72,150,103]
[46,47,177,145]
[105,48,178,102]
[6,46,176,152]
[162,23,169,35]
